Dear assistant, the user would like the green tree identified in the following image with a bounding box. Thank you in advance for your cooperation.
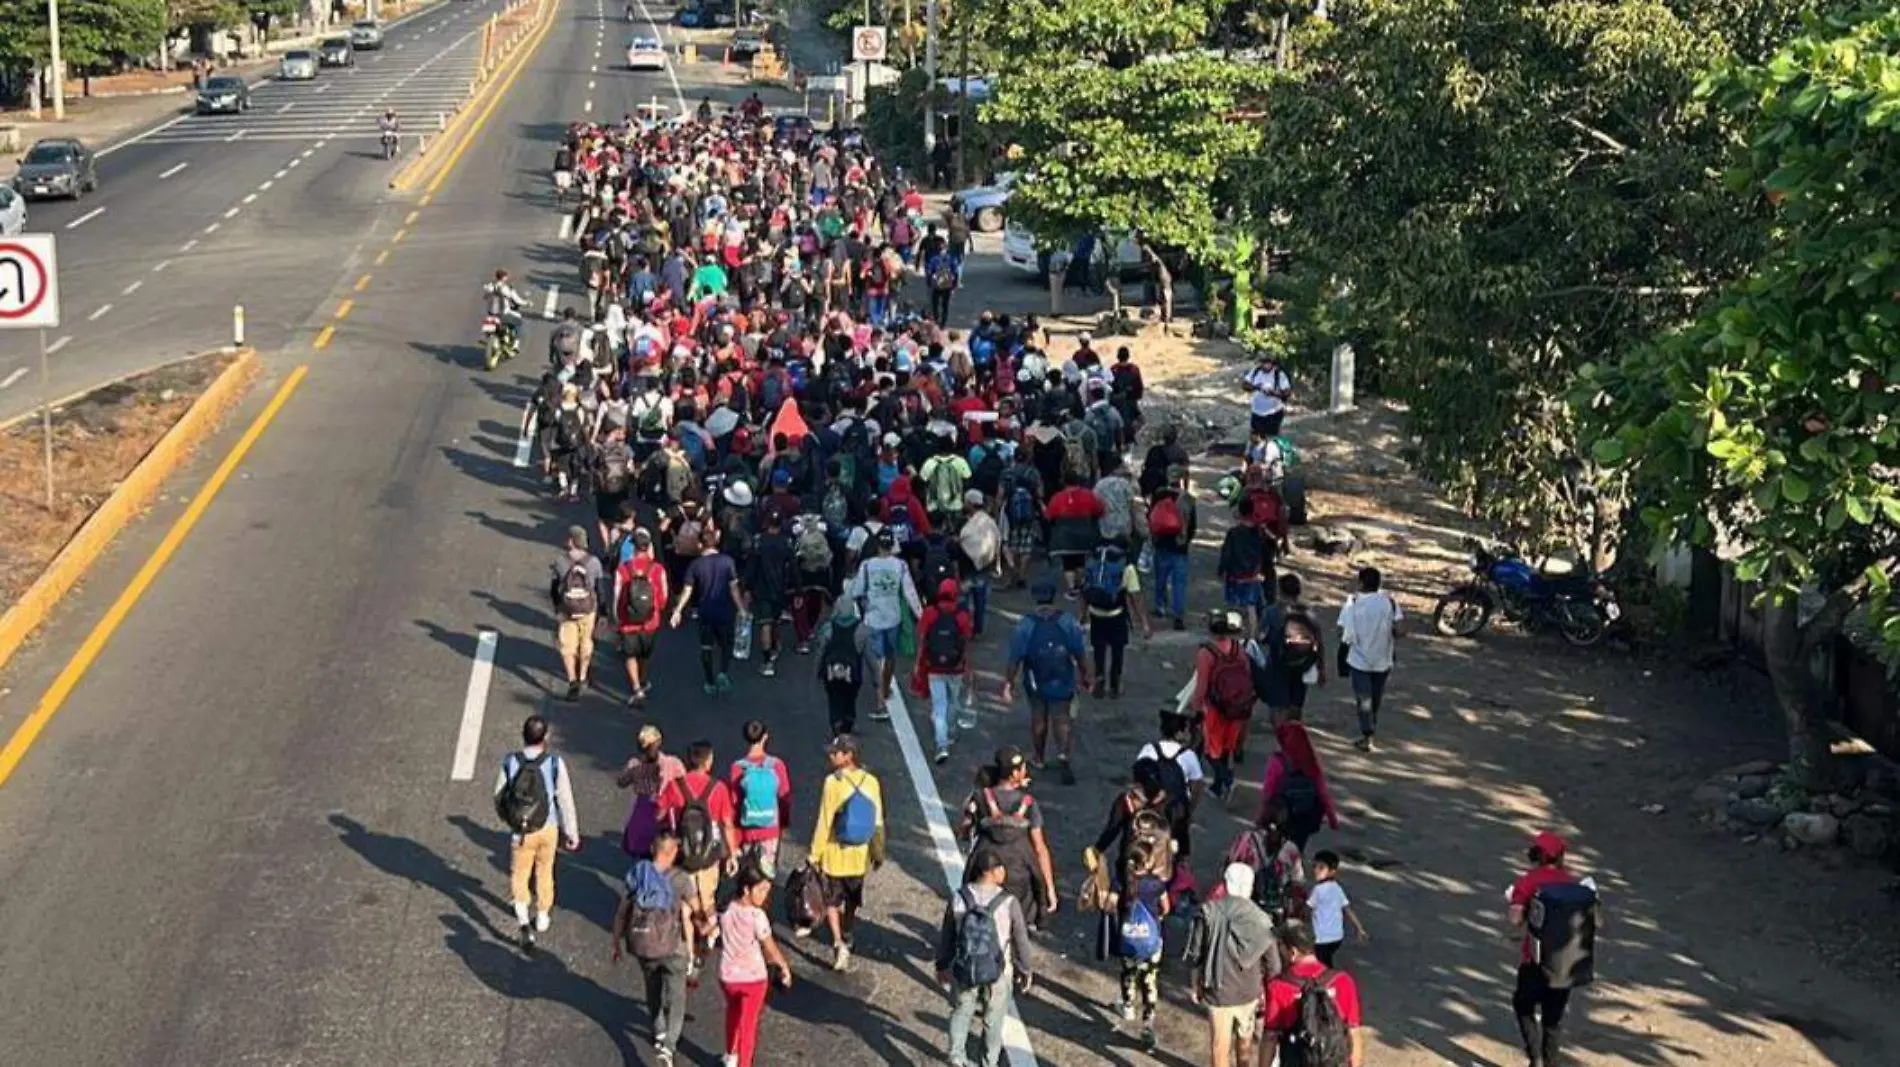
[1,0,167,72]
[1580,7,1900,787]
[1247,0,1811,554]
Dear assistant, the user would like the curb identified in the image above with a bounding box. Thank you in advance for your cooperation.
[389,0,555,194]
[0,349,261,676]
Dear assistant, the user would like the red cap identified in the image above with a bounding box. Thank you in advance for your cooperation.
[1532,830,1568,859]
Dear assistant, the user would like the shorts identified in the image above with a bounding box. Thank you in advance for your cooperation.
[1208,1001,1260,1042]
[557,614,597,660]
[866,625,900,661]
[684,865,720,915]
[751,594,787,623]
[1250,410,1285,437]
[1223,579,1265,611]
[1006,518,1041,555]
[620,630,657,661]
[595,489,628,524]
[1029,696,1073,724]
[1052,551,1087,573]
[821,872,865,911]
[1202,708,1248,761]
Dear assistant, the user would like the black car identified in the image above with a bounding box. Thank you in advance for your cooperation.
[11,138,98,201]
[196,75,252,114]
[319,37,355,67]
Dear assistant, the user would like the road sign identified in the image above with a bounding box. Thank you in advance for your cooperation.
[851,25,887,63]
[0,235,59,330]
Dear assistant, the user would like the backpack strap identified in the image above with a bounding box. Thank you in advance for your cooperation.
[982,788,1001,820]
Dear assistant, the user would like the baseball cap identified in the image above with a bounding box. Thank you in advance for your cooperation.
[633,528,653,548]
[567,524,589,546]
[964,489,985,506]
[1532,830,1569,859]
[827,733,861,757]
[882,432,901,448]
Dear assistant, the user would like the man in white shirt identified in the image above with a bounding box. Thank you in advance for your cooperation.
[1337,567,1402,752]
[848,530,924,717]
[1242,357,1292,437]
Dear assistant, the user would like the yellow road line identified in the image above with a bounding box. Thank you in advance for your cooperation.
[335,298,355,319]
[0,367,310,792]
[353,274,372,292]
[313,325,336,349]
[418,194,433,206]
[406,210,421,225]
[374,249,390,266]
[392,229,407,243]
[424,9,553,197]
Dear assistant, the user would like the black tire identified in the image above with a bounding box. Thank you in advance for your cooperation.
[1433,588,1491,638]
[1557,601,1606,647]
[1282,472,1309,526]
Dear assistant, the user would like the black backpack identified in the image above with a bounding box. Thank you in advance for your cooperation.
[496,753,553,834]
[1275,760,1323,839]
[971,445,1005,497]
[923,536,959,590]
[556,559,598,619]
[1529,880,1600,989]
[1146,741,1191,811]
[821,620,863,686]
[923,611,967,671]
[1278,970,1353,1067]
[675,778,726,872]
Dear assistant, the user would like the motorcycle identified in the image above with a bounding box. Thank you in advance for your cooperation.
[481,314,519,370]
[1432,538,1620,647]
[381,130,400,161]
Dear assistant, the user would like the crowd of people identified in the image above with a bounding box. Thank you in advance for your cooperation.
[486,103,1603,1067]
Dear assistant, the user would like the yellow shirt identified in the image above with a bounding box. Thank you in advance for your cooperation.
[809,768,885,878]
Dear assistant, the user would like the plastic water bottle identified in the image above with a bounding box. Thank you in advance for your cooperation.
[1137,541,1155,575]
[733,615,753,661]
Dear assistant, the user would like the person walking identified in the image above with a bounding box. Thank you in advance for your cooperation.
[1509,831,1601,1067]
[997,450,1045,589]
[1337,566,1403,752]
[1193,609,1262,799]
[550,525,606,702]
[670,526,745,695]
[1259,714,1340,851]
[847,529,924,718]
[956,748,1060,931]
[658,740,740,974]
[729,719,793,877]
[1146,466,1195,630]
[720,865,794,1067]
[614,528,670,708]
[1112,835,1169,1049]
[616,724,685,861]
[1187,863,1281,1067]
[1081,542,1152,699]
[742,510,795,677]
[612,830,696,1066]
[807,735,886,971]
[917,577,976,764]
[1259,573,1325,720]
[1263,919,1365,1067]
[493,715,581,951]
[935,849,1035,1067]
[1000,577,1091,783]
[815,600,872,736]
[957,489,1001,634]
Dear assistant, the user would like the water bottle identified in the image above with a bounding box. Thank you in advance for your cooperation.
[733,615,753,661]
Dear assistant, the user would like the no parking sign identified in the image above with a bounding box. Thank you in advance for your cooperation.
[851,26,887,63]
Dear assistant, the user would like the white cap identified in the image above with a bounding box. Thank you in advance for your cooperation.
[1223,862,1256,901]
[882,432,901,448]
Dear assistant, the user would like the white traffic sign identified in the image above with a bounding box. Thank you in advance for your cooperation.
[808,73,847,92]
[851,25,887,63]
[0,234,60,330]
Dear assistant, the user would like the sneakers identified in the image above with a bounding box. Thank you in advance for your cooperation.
[832,944,852,971]
[870,705,892,722]
[715,672,732,693]
[1140,1023,1156,1050]
[625,691,644,709]
[1118,999,1136,1022]
[518,923,535,952]
[1058,758,1077,786]
[534,911,550,933]
[564,680,582,702]
[934,747,950,765]
[1092,680,1107,699]
[703,682,719,696]
[794,641,812,655]
[1110,682,1123,700]
[793,926,813,939]
[956,712,977,731]
[761,658,778,678]
[1173,616,1186,631]
[655,1048,674,1067]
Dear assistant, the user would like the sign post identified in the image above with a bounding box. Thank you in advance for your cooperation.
[851,25,886,115]
[0,235,64,509]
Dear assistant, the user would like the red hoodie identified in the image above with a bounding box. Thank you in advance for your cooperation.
[916,579,972,675]
[879,475,933,536]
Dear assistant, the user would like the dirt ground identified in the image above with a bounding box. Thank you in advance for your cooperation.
[0,354,233,610]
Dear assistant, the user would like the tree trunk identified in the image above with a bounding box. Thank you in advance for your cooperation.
[1760,592,1840,792]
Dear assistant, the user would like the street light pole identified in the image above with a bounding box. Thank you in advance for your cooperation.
[48,0,66,121]
[923,0,937,156]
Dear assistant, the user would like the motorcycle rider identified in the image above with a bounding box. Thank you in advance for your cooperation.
[484,269,526,357]
[378,108,400,156]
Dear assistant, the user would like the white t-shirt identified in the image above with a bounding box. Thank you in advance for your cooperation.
[850,555,918,632]
[1340,591,1403,673]
[1245,363,1291,417]
[1308,879,1350,944]
[1137,739,1204,785]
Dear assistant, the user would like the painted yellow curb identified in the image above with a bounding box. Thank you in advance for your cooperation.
[390,0,556,194]
[0,349,261,675]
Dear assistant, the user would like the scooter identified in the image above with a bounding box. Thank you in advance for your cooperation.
[481,314,519,370]
[381,130,400,161]
[1432,538,1619,647]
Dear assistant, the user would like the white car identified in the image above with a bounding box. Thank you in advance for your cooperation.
[0,186,25,236]
[1001,220,1146,281]
[627,35,666,70]
[279,49,319,80]
[952,171,1017,232]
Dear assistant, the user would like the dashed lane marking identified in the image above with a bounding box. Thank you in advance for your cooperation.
[450,629,500,780]
[354,273,372,292]
[65,207,105,230]
[46,336,69,355]
[159,162,189,179]
[335,299,355,319]
[152,259,171,273]
[374,249,390,266]
[88,304,112,321]
[313,325,336,349]
[122,280,143,296]
[0,368,26,390]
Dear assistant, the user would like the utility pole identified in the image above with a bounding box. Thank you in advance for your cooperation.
[48,0,66,121]
[922,0,938,156]
[861,0,871,118]
[955,7,969,187]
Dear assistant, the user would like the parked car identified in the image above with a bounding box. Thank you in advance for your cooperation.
[951,171,1017,232]
[0,185,26,234]
[675,5,704,26]
[1002,220,1147,281]
[318,37,355,67]
[11,138,97,201]
[626,33,666,70]
[195,74,252,114]
[279,49,319,80]
[729,28,767,59]
[350,19,385,49]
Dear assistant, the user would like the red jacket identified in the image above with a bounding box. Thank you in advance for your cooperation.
[880,476,933,536]
[616,554,670,635]
[915,600,974,675]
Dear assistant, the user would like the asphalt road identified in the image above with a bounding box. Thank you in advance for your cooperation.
[0,3,1032,1066]
[0,0,508,425]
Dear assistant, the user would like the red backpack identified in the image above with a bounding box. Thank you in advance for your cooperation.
[1203,641,1256,721]
[1149,497,1184,539]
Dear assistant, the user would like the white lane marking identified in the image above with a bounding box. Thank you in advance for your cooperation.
[153,259,172,273]
[278,102,296,113]
[558,214,572,240]
[273,168,288,179]
[242,193,258,204]
[259,180,274,191]
[583,98,592,113]
[224,206,241,218]
[288,157,302,168]
[316,84,331,94]
[882,685,1043,1067]
[88,304,113,322]
[590,64,597,73]
[205,222,220,234]
[181,239,198,252]
[302,147,316,158]
[46,335,70,355]
[542,285,559,320]
[159,161,189,179]
[122,280,143,296]
[98,112,192,157]
[513,412,537,468]
[1,367,28,390]
[65,206,105,230]
[226,128,246,143]
[633,0,690,113]
[588,79,596,90]
[449,629,500,781]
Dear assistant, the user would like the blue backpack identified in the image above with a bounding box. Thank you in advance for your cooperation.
[1024,614,1077,701]
[951,887,1009,987]
[1118,897,1163,961]
[738,757,781,830]
[623,859,682,960]
[970,335,996,366]
[888,501,917,546]
[1084,549,1128,611]
[833,775,878,846]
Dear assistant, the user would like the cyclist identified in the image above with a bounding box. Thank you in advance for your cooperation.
[484,269,526,357]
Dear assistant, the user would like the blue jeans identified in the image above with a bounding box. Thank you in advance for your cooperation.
[960,575,990,635]
[1152,550,1188,617]
[946,969,1011,1067]
[928,674,967,750]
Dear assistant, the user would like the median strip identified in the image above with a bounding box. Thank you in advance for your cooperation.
[389,0,557,194]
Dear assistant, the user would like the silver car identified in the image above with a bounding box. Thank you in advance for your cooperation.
[0,186,25,236]
[350,20,384,50]
[279,50,319,80]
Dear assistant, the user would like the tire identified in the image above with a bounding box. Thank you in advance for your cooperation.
[974,205,1003,233]
[1557,601,1606,647]
[1282,473,1309,526]
[484,334,502,371]
[1433,588,1491,638]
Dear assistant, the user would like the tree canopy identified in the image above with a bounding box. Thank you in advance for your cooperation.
[0,0,168,72]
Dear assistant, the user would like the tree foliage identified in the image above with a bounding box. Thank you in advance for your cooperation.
[1,0,168,71]
[974,0,1273,273]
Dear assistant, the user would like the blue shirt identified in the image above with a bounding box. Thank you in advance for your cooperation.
[1006,610,1087,700]
[685,551,740,626]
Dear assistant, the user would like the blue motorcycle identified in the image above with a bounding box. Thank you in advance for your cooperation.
[1432,539,1618,647]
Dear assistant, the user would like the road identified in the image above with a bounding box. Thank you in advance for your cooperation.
[0,0,505,424]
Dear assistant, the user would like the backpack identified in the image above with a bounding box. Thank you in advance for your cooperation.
[1147,740,1191,810]
[887,501,917,545]
[1118,898,1164,962]
[1279,970,1354,1067]
[1528,880,1599,989]
[784,863,826,929]
[931,262,957,291]
[1127,801,1174,878]
[674,778,726,872]
[832,775,878,846]
[737,757,781,830]
[923,610,967,671]
[926,457,965,515]
[821,482,852,531]
[949,888,1009,988]
[1204,641,1256,721]
[1149,497,1184,539]
[1023,615,1077,700]
[821,620,863,686]
[923,536,959,591]
[1006,477,1037,525]
[1062,431,1092,481]
[1275,758,1324,839]
[970,446,1004,497]
[1280,608,1323,674]
[495,752,554,834]
[622,563,658,626]
[672,516,703,558]
[624,861,683,960]
[555,409,586,453]
[598,443,634,494]
[1087,406,1118,456]
[796,522,834,572]
[975,788,1034,850]
[557,559,599,619]
[762,368,789,413]
[1083,549,1127,611]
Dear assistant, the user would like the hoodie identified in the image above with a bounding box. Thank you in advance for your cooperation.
[879,475,933,537]
[915,579,972,675]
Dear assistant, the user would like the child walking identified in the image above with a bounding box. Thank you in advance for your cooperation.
[1307,849,1369,966]
[719,866,793,1067]
[1114,839,1170,1049]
